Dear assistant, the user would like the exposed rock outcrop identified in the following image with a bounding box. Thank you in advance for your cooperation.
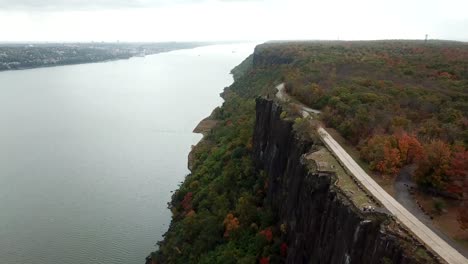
[253,97,438,264]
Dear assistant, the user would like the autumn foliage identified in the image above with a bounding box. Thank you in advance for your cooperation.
[271,41,468,199]
[280,242,288,257]
[259,228,273,242]
[357,129,468,199]
[223,213,240,238]
[397,133,424,164]
[153,41,468,263]
[415,140,452,190]
[458,203,468,230]
[360,133,423,176]
[447,146,468,195]
[181,192,193,212]
[448,146,468,178]
[361,132,466,197]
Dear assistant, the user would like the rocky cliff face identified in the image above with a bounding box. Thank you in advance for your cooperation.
[253,97,437,264]
[252,45,294,68]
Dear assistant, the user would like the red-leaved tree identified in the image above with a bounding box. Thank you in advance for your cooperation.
[446,146,468,197]
[280,242,288,257]
[181,192,193,212]
[458,203,468,230]
[259,228,273,242]
[415,140,451,190]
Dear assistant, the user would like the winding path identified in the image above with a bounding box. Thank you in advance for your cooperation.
[275,83,468,264]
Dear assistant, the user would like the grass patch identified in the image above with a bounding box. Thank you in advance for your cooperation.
[305,147,375,208]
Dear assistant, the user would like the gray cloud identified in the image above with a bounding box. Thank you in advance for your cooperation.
[0,0,266,11]
[0,0,202,10]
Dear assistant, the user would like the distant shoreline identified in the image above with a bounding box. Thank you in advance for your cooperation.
[0,42,219,73]
[0,56,133,72]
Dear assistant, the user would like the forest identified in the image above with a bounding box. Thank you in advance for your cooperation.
[267,41,468,200]
[151,56,286,263]
[150,41,468,263]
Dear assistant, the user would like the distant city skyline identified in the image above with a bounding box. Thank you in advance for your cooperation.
[0,0,467,42]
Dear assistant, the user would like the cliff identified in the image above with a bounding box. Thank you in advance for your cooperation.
[146,42,452,264]
[252,97,438,264]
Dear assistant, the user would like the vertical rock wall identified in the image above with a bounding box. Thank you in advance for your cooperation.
[253,97,437,264]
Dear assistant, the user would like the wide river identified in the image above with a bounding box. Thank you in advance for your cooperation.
[0,43,255,264]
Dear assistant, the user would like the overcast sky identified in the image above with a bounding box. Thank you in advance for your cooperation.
[0,0,467,42]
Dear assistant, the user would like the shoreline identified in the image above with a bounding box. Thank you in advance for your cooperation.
[0,46,208,73]
[0,56,133,72]
[188,109,219,171]
[187,81,235,171]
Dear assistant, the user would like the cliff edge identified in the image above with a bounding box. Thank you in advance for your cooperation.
[253,97,439,264]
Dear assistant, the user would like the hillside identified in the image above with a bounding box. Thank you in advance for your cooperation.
[146,41,467,263]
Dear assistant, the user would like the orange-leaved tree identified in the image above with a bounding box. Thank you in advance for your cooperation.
[415,140,451,190]
[396,132,424,164]
[223,213,239,238]
[360,134,401,176]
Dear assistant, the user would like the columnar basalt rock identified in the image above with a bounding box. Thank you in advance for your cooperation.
[253,97,438,264]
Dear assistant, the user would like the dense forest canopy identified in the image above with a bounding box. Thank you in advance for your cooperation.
[152,56,285,263]
[254,40,468,198]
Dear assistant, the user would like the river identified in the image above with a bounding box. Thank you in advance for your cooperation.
[0,43,255,264]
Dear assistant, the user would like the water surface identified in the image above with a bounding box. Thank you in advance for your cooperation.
[0,43,255,264]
